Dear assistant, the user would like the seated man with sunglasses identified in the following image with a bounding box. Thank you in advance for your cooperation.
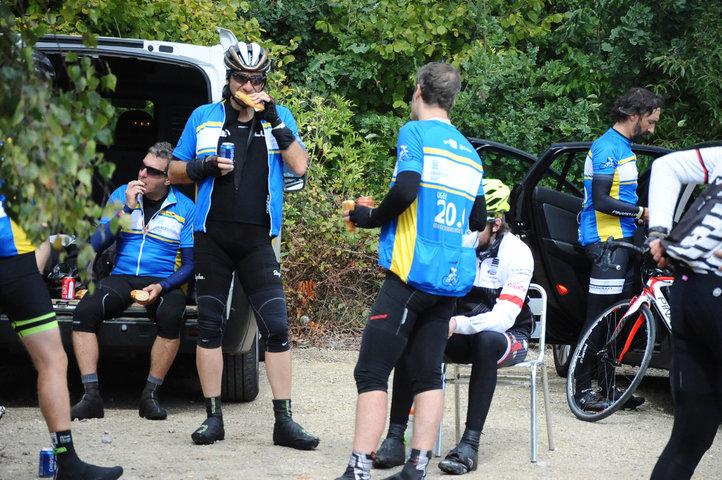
[71,141,195,421]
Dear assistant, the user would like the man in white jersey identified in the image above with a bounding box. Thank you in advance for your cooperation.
[374,180,534,476]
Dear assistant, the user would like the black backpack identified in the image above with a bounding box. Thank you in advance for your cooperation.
[660,180,722,271]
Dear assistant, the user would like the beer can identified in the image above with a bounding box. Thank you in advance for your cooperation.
[39,448,55,477]
[61,277,76,300]
[220,142,235,165]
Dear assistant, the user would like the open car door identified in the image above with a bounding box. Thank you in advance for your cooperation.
[509,142,672,344]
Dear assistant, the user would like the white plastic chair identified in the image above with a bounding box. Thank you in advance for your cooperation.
[438,283,555,462]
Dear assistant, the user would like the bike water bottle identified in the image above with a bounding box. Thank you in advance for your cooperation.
[406,408,414,457]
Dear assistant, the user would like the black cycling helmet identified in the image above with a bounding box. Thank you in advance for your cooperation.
[32,50,55,79]
[224,42,271,73]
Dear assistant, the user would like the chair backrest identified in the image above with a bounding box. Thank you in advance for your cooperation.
[526,283,548,363]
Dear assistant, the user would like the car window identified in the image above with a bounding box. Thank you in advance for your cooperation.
[468,138,537,186]
[546,150,586,195]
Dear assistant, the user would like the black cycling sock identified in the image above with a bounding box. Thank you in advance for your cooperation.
[82,380,100,395]
[273,398,293,420]
[52,431,123,480]
[460,428,481,452]
[386,422,406,440]
[52,430,80,466]
[205,395,222,417]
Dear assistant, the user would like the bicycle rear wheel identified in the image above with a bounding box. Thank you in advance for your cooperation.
[566,300,656,421]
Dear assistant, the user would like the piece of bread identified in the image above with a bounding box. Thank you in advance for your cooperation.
[233,91,265,112]
[75,289,88,300]
[130,289,150,302]
[342,200,356,232]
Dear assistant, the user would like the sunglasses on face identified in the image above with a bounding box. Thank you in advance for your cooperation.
[140,163,167,177]
[230,71,266,86]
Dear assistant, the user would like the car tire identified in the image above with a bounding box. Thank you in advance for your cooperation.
[221,335,260,402]
[553,344,571,378]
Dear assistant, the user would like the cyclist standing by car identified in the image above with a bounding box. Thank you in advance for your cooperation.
[335,62,486,480]
[574,87,663,411]
[71,142,195,422]
[0,51,123,480]
[167,41,319,450]
[647,146,722,480]
[373,180,534,476]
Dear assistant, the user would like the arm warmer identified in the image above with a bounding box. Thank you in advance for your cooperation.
[367,170,421,227]
[649,147,722,230]
[90,205,132,252]
[158,246,194,292]
[592,175,641,217]
[468,195,488,232]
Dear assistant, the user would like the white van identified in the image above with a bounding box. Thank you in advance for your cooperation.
[0,28,300,402]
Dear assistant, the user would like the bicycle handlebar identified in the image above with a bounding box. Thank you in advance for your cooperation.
[600,237,646,271]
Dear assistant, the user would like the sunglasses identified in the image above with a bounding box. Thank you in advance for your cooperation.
[140,163,167,177]
[230,71,266,86]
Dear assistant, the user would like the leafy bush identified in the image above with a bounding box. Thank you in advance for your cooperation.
[0,8,115,271]
[279,88,396,338]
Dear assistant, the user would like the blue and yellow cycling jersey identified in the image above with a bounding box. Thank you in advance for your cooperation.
[0,180,35,258]
[172,100,304,238]
[578,128,639,245]
[104,185,194,277]
[378,119,484,297]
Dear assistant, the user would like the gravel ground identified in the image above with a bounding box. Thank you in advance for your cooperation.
[1,345,721,479]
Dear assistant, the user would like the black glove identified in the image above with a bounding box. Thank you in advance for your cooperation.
[348,205,379,228]
[262,97,296,150]
[186,155,222,181]
[262,96,282,128]
[644,227,669,248]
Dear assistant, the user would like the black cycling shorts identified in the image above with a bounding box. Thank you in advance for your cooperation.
[354,272,455,395]
[73,274,186,339]
[0,252,57,337]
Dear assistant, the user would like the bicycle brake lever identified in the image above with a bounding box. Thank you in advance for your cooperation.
[600,237,622,271]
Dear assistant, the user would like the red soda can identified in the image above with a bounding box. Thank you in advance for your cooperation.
[61,277,76,300]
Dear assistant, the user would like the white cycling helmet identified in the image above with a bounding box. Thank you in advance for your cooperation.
[224,42,271,73]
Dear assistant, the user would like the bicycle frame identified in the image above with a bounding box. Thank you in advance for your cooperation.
[613,273,674,365]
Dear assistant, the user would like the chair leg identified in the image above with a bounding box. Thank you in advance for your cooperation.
[435,366,445,457]
[530,367,538,463]
[454,365,462,444]
[542,364,555,451]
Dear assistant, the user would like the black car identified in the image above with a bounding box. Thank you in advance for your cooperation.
[468,138,682,375]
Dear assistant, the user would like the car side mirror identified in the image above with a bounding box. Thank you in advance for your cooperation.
[283,164,306,192]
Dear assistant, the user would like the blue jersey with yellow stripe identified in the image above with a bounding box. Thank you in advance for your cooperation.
[578,128,639,245]
[172,100,303,238]
[0,180,35,258]
[105,185,194,277]
[378,119,484,297]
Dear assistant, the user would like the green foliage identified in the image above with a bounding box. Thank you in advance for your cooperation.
[0,5,115,272]
[279,87,393,331]
[454,45,602,162]
[23,0,252,45]
[295,0,485,111]
[650,2,722,144]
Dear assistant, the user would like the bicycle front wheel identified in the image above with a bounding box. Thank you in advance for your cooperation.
[566,300,656,422]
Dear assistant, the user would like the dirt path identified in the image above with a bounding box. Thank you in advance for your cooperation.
[1,346,721,479]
